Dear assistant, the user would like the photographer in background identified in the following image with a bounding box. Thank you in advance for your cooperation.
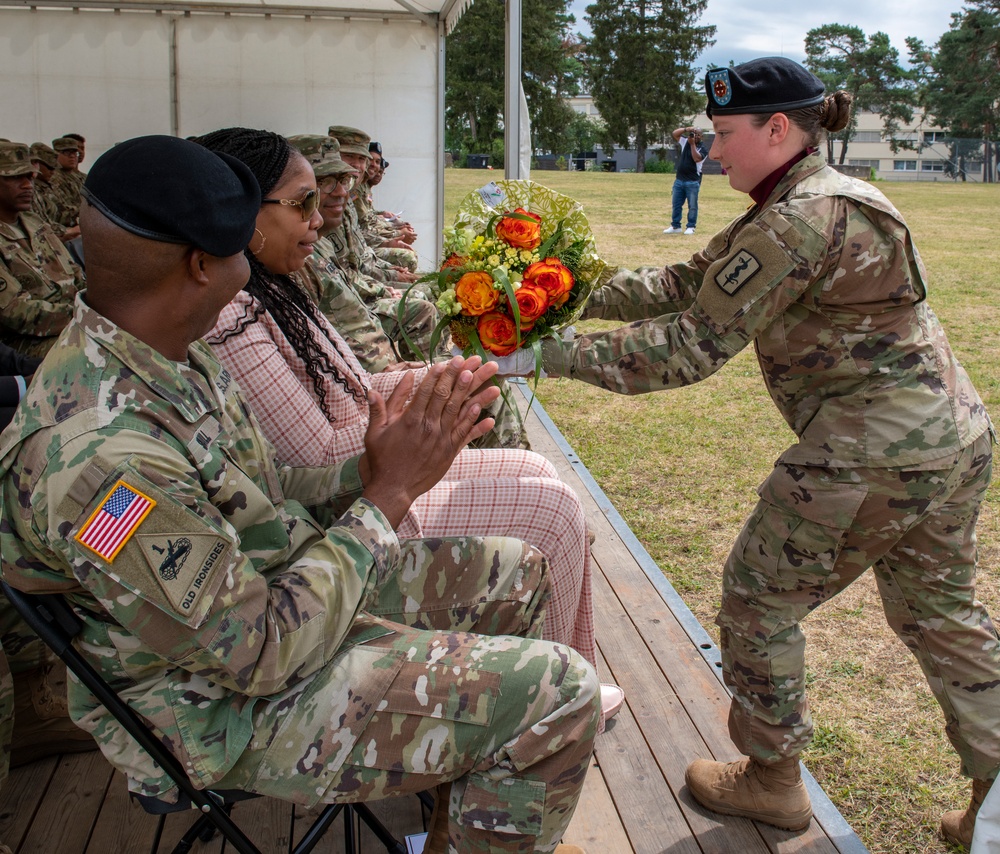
[663,125,707,235]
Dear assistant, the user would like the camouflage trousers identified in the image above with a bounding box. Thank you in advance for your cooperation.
[374,294,440,365]
[719,431,1000,781]
[217,536,600,853]
[376,245,419,273]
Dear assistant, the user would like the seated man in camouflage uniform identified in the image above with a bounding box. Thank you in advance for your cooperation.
[0,141,85,357]
[290,134,440,371]
[48,137,84,232]
[291,134,527,449]
[0,135,597,854]
[28,142,79,243]
[360,140,418,273]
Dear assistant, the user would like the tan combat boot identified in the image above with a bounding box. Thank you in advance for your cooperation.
[941,777,993,849]
[685,756,812,831]
[10,661,97,767]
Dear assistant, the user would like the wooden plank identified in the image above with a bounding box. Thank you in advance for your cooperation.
[18,750,111,852]
[591,606,770,854]
[562,755,632,852]
[0,758,57,851]
[292,796,425,853]
[589,647,701,854]
[230,796,294,854]
[85,771,163,854]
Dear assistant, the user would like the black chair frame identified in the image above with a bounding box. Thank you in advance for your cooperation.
[1,580,424,854]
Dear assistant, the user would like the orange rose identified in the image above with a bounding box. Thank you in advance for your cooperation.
[513,283,550,330]
[522,257,575,308]
[442,253,467,269]
[495,207,542,250]
[455,271,499,316]
[477,311,520,356]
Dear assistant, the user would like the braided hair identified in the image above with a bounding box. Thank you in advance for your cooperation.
[196,127,366,419]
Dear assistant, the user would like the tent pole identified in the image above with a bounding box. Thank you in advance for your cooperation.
[504,0,523,179]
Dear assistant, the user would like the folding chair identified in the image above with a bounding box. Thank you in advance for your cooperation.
[1,580,428,854]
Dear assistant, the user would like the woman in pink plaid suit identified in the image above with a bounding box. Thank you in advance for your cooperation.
[199,127,623,722]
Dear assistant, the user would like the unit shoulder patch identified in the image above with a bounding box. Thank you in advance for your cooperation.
[715,249,761,296]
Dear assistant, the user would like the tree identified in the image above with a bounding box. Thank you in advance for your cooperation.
[446,0,586,163]
[804,24,916,165]
[908,8,1000,182]
[584,0,714,173]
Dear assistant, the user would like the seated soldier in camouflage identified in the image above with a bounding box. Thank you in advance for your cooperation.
[0,135,598,854]
[360,140,418,273]
[290,134,527,450]
[48,137,84,232]
[0,141,85,358]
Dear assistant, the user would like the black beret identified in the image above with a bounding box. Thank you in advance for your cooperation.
[82,135,261,257]
[705,57,825,118]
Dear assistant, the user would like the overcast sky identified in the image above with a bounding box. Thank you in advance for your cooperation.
[568,0,963,71]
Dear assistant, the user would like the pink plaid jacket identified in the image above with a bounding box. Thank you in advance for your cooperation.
[208,291,595,666]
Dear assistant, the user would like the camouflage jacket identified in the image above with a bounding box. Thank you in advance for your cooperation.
[327,217,392,303]
[354,183,402,247]
[300,238,397,373]
[48,169,83,229]
[342,202,405,285]
[0,212,84,357]
[546,152,992,468]
[0,296,401,800]
[30,177,64,234]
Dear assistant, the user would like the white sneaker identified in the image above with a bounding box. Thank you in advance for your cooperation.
[684,227,696,234]
[663,226,682,234]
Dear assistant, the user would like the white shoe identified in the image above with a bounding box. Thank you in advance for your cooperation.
[663,226,682,234]
[684,227,696,234]
[600,683,625,719]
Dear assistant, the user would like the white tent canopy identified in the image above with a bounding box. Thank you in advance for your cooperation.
[0,0,524,265]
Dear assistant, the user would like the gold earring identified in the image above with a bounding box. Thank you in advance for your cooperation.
[251,228,267,254]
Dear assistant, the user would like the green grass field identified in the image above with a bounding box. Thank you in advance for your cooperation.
[444,169,1000,853]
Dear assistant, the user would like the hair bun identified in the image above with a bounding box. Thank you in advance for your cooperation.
[822,92,853,133]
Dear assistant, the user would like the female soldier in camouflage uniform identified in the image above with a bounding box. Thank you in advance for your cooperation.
[525,56,998,847]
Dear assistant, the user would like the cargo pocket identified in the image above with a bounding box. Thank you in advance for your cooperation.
[721,463,868,638]
[459,773,545,837]
[345,660,501,776]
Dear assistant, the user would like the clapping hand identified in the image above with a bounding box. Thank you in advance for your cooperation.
[360,356,501,527]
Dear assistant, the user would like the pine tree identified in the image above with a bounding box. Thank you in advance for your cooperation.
[584,0,714,173]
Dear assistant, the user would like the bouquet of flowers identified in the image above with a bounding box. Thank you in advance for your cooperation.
[414,180,606,362]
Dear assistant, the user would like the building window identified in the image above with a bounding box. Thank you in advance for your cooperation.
[893,160,917,171]
[852,131,883,143]
[849,159,880,169]
[891,132,919,144]
[923,131,947,144]
[921,160,946,172]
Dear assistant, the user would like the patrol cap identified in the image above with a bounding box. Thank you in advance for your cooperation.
[705,57,825,118]
[328,125,372,159]
[287,134,354,178]
[52,136,81,153]
[82,135,261,257]
[30,142,58,170]
[0,141,36,177]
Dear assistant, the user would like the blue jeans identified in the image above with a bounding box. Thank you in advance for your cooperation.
[671,178,701,229]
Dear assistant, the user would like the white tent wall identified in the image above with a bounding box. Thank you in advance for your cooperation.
[0,5,446,264]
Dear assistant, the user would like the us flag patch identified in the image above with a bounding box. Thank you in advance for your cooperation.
[76,481,156,562]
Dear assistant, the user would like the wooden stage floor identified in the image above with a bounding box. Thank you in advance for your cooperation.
[0,385,868,853]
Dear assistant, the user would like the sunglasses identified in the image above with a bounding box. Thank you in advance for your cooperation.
[317,174,357,194]
[261,188,320,220]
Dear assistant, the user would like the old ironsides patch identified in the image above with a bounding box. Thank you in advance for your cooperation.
[715,250,761,295]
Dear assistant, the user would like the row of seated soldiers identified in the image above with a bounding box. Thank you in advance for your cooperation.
[0,125,466,433]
